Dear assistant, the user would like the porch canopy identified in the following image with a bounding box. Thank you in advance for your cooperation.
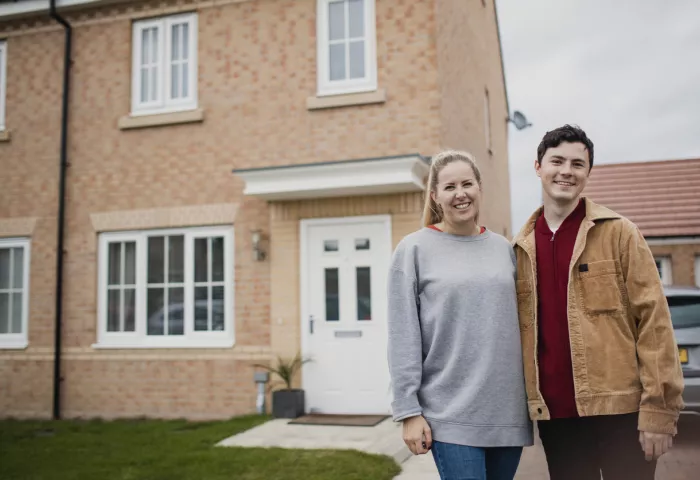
[233,154,429,201]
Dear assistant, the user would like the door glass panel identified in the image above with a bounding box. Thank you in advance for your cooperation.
[325,268,339,321]
[324,240,339,252]
[356,266,371,320]
[354,238,370,250]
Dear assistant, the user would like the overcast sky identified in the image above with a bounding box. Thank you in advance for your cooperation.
[496,0,700,232]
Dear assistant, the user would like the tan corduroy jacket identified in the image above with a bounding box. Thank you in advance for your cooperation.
[513,198,684,434]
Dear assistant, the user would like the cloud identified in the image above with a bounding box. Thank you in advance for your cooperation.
[497,0,700,232]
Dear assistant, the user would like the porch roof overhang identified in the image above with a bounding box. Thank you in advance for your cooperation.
[232,154,430,201]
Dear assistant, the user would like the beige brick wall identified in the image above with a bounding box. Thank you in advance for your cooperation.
[436,0,512,237]
[650,243,700,287]
[0,0,508,418]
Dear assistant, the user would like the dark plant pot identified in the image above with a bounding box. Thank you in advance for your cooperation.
[272,389,305,419]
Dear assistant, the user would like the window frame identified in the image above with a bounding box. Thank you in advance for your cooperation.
[131,13,198,116]
[0,238,30,350]
[316,0,377,97]
[654,256,673,286]
[695,255,700,288]
[96,226,234,349]
[0,40,6,131]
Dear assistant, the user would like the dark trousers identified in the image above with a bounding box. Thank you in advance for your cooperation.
[538,413,656,480]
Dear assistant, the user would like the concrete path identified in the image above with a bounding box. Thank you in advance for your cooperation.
[217,417,412,465]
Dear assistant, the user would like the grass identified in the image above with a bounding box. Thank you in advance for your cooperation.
[0,415,402,480]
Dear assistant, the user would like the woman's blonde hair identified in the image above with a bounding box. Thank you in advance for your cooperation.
[422,150,482,227]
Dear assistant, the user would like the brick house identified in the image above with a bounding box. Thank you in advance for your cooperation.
[0,0,512,419]
[585,158,700,287]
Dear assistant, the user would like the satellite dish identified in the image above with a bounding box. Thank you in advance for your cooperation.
[509,111,532,130]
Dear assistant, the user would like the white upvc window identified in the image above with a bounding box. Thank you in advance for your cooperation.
[0,238,30,349]
[654,256,673,286]
[96,226,234,348]
[695,255,700,288]
[131,13,198,116]
[0,40,6,131]
[316,0,377,96]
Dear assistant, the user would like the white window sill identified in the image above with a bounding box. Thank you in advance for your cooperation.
[92,338,235,350]
[307,89,386,110]
[118,108,205,130]
[0,129,10,142]
[0,340,28,350]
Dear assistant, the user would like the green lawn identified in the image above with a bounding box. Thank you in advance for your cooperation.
[0,415,401,480]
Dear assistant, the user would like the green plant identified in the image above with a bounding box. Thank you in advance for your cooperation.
[254,353,311,391]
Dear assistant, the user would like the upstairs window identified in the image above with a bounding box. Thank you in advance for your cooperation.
[316,0,377,96]
[131,13,198,115]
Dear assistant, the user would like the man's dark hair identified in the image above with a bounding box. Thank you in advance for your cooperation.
[536,124,594,169]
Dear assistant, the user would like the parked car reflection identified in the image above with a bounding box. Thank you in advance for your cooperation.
[146,300,224,335]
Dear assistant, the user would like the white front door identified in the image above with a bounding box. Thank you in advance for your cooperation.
[301,215,392,414]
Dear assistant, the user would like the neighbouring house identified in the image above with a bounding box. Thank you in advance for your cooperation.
[585,158,700,287]
[0,0,512,419]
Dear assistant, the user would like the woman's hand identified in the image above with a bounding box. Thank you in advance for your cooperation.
[402,415,433,455]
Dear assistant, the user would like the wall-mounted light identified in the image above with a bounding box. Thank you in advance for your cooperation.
[251,229,266,261]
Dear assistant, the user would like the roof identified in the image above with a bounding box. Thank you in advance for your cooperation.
[584,158,700,237]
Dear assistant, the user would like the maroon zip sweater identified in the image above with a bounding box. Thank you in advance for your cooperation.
[535,199,586,419]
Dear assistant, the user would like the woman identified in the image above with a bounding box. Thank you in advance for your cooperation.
[387,150,533,480]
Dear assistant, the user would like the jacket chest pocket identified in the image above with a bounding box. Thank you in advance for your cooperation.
[577,259,624,314]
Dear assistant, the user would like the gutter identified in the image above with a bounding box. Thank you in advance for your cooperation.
[49,0,72,420]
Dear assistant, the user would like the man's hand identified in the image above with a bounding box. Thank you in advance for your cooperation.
[402,415,432,455]
[639,431,673,461]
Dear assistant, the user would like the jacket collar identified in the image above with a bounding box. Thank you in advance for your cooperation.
[513,197,621,247]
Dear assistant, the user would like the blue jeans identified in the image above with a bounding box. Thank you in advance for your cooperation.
[431,441,523,480]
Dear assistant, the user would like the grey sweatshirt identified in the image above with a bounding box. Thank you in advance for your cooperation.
[387,228,533,447]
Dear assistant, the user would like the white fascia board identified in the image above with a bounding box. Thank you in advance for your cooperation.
[0,0,106,20]
[237,155,429,201]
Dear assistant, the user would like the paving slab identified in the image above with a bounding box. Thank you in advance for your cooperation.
[217,417,412,464]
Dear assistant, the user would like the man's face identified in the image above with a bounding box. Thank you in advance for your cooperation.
[535,142,590,204]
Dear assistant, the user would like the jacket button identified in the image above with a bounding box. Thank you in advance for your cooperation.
[537,408,543,414]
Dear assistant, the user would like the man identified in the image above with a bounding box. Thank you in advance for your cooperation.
[512,124,684,480]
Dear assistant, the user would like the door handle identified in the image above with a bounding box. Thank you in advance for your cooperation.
[309,315,315,335]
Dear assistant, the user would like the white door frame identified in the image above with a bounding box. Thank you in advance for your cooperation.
[299,214,392,411]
